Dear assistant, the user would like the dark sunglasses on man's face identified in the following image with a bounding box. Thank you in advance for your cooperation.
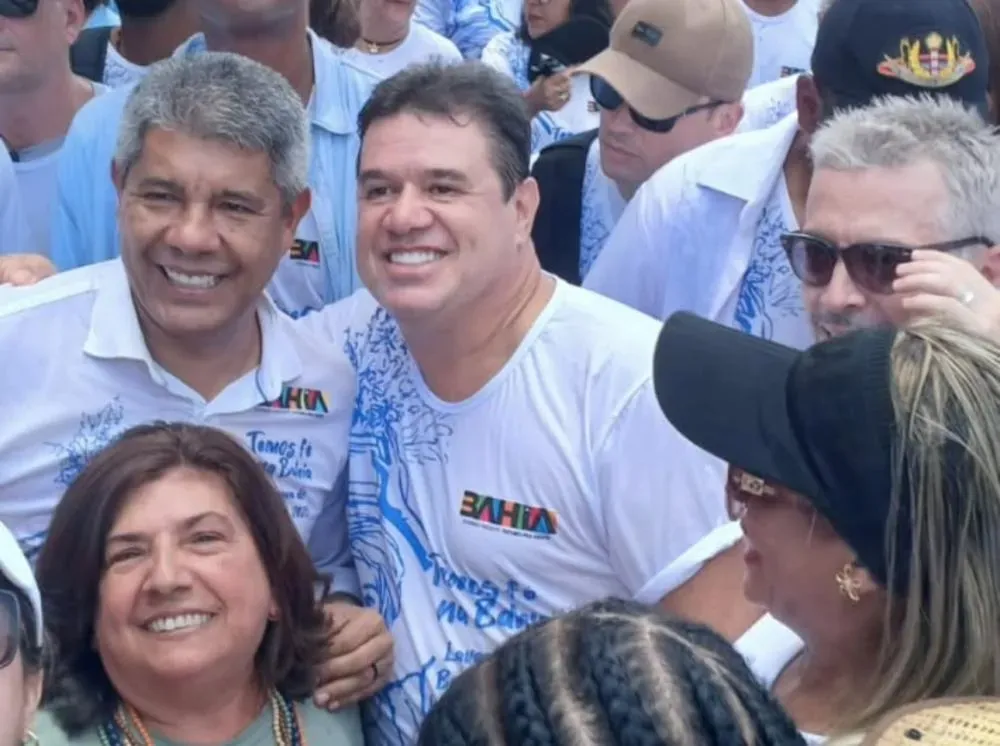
[0,0,38,18]
[780,232,992,295]
[0,590,21,670]
[590,75,719,133]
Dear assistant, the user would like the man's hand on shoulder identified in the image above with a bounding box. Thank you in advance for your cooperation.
[0,254,56,286]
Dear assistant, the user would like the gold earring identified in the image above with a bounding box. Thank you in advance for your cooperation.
[835,562,862,603]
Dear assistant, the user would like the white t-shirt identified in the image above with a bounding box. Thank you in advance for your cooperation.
[0,146,28,256]
[344,23,462,79]
[103,38,149,88]
[481,31,598,152]
[335,280,730,745]
[742,0,818,88]
[0,260,357,595]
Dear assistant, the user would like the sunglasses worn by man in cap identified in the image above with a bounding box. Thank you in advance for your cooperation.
[0,0,37,18]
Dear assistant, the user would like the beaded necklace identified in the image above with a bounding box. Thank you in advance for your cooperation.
[96,688,306,746]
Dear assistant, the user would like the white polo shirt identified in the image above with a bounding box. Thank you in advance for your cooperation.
[583,113,814,353]
[743,0,818,88]
[325,279,729,745]
[0,259,358,594]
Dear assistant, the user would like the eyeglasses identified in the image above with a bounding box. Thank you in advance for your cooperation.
[0,0,38,18]
[590,75,720,133]
[0,590,21,670]
[780,232,992,295]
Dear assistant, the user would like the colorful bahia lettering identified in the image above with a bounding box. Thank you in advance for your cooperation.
[459,490,558,536]
[262,386,330,415]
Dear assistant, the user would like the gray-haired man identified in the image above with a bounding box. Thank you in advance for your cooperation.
[0,52,392,712]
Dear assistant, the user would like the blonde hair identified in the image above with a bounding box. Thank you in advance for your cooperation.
[848,322,1000,730]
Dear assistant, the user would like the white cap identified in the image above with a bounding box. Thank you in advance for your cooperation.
[0,522,42,647]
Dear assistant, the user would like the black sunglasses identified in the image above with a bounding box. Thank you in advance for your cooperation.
[0,0,38,17]
[590,75,720,133]
[0,590,21,670]
[780,232,992,295]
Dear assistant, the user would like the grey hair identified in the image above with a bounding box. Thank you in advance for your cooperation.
[114,52,310,207]
[809,95,1000,252]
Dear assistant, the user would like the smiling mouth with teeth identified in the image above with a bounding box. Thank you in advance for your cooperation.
[162,267,222,289]
[387,250,444,266]
[145,612,215,634]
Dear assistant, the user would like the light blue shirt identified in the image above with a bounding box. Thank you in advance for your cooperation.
[413,0,518,59]
[49,31,378,318]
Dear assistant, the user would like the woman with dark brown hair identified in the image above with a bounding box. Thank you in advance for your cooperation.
[31,423,364,746]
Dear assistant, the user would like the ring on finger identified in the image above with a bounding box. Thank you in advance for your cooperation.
[959,289,975,306]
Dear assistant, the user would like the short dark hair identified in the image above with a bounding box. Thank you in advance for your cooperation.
[36,422,331,736]
[0,576,42,677]
[357,61,531,200]
[516,0,613,43]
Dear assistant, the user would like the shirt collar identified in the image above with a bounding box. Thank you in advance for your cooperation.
[697,113,801,203]
[175,30,366,136]
[83,260,303,401]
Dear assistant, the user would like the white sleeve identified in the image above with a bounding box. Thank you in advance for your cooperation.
[582,162,686,320]
[596,379,730,597]
[634,520,744,603]
[413,0,451,35]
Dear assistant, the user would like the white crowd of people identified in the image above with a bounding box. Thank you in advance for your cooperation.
[1,0,1000,745]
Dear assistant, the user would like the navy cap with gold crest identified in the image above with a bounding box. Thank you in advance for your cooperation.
[812,0,989,115]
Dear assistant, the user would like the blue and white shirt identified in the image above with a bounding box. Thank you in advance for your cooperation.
[0,259,358,596]
[48,31,379,319]
[324,281,729,745]
[413,0,519,59]
[481,31,598,153]
[583,113,814,352]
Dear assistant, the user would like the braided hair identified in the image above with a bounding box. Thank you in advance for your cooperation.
[419,598,806,746]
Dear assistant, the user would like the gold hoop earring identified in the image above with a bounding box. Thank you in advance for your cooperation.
[835,562,862,603]
[22,730,38,746]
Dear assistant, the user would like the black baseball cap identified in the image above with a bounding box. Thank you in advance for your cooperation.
[653,313,909,591]
[812,0,989,115]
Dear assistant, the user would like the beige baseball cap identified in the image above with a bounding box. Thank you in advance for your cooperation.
[860,698,1000,746]
[576,0,754,120]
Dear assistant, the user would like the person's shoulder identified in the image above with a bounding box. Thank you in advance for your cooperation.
[0,262,108,326]
[67,81,131,138]
[541,281,662,371]
[297,701,364,745]
[412,23,463,60]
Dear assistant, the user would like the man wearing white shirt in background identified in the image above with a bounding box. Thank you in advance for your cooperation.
[0,0,105,259]
[584,0,991,348]
[648,95,1000,691]
[326,60,728,746]
[742,0,818,87]
[346,0,461,80]
[0,53,393,712]
[530,0,751,283]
